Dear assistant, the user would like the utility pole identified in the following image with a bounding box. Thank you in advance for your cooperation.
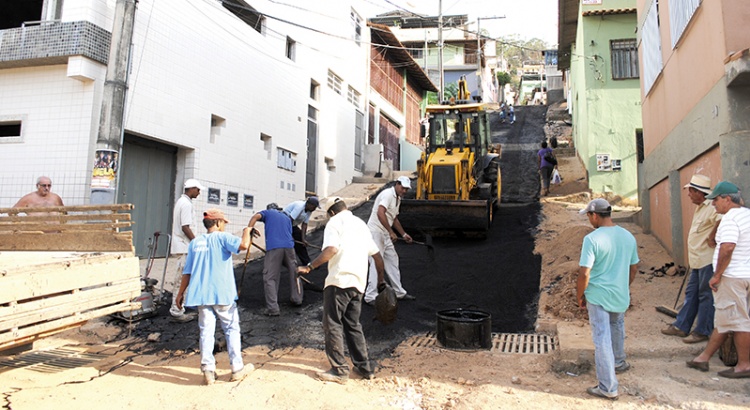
[91,0,137,205]
[438,0,444,102]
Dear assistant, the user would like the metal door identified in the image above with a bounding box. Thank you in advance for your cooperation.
[118,134,177,257]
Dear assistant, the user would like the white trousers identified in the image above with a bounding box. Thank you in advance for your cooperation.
[364,229,407,303]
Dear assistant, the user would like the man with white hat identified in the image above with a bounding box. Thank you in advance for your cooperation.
[169,178,205,321]
[662,174,721,343]
[577,198,639,400]
[364,176,415,305]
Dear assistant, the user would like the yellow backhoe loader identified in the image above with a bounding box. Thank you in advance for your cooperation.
[399,78,501,236]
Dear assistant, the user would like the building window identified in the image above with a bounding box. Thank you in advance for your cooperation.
[222,0,265,34]
[347,86,360,108]
[286,36,296,61]
[610,39,639,80]
[310,79,320,100]
[669,0,700,49]
[0,121,22,138]
[210,114,225,144]
[327,70,342,95]
[639,0,663,95]
[407,47,424,60]
[277,148,297,172]
[351,9,362,46]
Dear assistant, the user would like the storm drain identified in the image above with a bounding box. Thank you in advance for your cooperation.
[408,332,557,355]
[0,346,107,374]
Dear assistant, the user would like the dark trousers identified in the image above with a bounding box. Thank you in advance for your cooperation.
[673,264,715,336]
[292,226,311,265]
[263,248,302,312]
[322,286,373,375]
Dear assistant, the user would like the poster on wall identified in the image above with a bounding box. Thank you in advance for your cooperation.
[612,159,622,171]
[243,195,254,209]
[91,149,119,189]
[208,188,220,204]
[596,154,611,171]
[227,191,238,207]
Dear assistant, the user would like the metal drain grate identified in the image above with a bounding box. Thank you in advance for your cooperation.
[408,332,557,355]
[492,333,557,354]
[0,346,108,374]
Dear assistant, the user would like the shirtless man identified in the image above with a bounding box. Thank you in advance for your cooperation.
[14,176,64,213]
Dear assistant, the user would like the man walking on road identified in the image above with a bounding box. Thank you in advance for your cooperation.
[577,198,639,400]
[364,176,415,305]
[283,196,320,265]
[175,209,253,385]
[297,197,386,384]
[247,203,301,316]
[170,178,204,321]
[686,181,750,378]
[662,174,720,343]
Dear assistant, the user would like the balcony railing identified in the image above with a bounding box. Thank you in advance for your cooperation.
[0,20,111,69]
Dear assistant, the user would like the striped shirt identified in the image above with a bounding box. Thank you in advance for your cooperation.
[713,206,750,279]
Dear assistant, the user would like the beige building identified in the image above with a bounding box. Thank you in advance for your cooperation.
[637,0,750,264]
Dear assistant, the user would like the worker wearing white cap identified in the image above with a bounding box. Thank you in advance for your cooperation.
[364,176,416,304]
[169,178,205,321]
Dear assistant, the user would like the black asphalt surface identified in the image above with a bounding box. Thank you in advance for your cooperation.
[126,105,549,360]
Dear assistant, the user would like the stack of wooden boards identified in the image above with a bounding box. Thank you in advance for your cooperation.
[0,204,141,351]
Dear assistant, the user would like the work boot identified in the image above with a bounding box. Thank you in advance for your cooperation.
[316,369,348,384]
[661,325,687,337]
[230,364,253,382]
[682,333,709,344]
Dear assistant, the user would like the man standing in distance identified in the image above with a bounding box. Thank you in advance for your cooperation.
[364,176,415,305]
[175,209,253,385]
[577,198,639,400]
[283,196,320,265]
[686,181,750,378]
[297,197,386,383]
[170,178,204,320]
[14,176,64,211]
[662,174,720,343]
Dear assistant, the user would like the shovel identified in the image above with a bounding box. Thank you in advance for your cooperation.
[252,241,325,293]
[397,234,434,260]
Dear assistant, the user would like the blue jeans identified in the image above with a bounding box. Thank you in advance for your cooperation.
[673,264,715,336]
[198,303,244,373]
[587,303,626,395]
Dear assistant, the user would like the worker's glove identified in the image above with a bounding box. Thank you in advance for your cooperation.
[377,282,387,293]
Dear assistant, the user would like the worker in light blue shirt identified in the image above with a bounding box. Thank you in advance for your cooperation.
[283,196,320,265]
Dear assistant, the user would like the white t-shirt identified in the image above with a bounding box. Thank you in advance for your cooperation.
[713,206,750,279]
[322,210,380,292]
[171,194,194,255]
[367,187,399,235]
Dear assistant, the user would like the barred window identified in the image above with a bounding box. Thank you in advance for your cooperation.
[347,86,360,107]
[327,70,343,95]
[610,39,639,80]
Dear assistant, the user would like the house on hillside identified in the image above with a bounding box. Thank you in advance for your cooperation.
[368,11,498,103]
[557,0,642,200]
[636,0,750,264]
[367,23,437,173]
[0,0,370,257]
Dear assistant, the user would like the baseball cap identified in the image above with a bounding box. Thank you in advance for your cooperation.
[683,174,712,195]
[706,181,740,199]
[579,198,612,215]
[184,179,205,190]
[396,176,412,189]
[203,208,229,223]
[306,196,321,209]
[266,203,281,210]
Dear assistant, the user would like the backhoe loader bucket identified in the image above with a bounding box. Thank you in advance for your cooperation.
[398,199,492,234]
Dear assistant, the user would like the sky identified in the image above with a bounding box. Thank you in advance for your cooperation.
[360,0,559,47]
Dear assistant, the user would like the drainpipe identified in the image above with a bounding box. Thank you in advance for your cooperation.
[90,0,137,205]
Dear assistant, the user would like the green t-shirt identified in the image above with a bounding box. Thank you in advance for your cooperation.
[579,225,639,312]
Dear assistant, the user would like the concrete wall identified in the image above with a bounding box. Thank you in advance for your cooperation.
[568,2,641,199]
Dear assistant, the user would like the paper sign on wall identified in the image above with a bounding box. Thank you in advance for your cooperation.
[596,154,611,171]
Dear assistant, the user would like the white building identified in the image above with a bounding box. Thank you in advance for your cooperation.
[0,0,372,256]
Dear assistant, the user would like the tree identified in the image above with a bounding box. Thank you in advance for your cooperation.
[496,71,511,86]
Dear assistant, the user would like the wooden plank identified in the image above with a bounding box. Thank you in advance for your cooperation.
[0,280,140,331]
[0,251,131,272]
[0,204,134,214]
[0,213,132,223]
[0,302,140,348]
[0,256,140,303]
[0,231,134,252]
[0,222,132,232]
